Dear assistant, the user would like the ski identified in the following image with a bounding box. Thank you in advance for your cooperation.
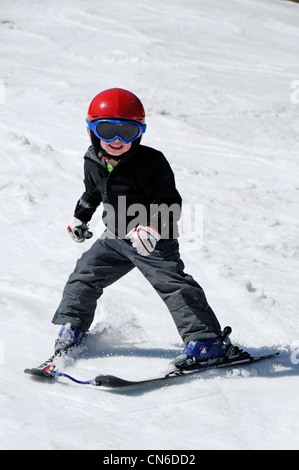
[24,351,279,389]
[92,351,279,388]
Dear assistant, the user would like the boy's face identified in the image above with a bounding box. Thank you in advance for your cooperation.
[101,139,132,158]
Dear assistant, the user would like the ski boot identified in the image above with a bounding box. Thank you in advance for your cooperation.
[23,324,86,379]
[54,323,85,355]
[172,326,234,371]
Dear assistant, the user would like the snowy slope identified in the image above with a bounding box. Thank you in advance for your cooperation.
[0,0,299,450]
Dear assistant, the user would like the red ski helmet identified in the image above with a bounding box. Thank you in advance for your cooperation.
[87,88,146,125]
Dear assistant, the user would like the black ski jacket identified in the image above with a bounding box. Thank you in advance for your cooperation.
[74,145,182,239]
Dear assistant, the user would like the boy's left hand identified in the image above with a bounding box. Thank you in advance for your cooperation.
[67,216,93,243]
[126,226,161,256]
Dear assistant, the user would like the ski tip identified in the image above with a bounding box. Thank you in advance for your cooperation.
[93,374,135,388]
[24,368,56,379]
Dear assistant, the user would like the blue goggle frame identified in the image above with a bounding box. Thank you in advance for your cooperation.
[86,118,147,144]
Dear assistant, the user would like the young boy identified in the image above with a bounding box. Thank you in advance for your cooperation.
[51,88,228,369]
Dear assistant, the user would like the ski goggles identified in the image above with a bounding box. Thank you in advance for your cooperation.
[86,119,147,144]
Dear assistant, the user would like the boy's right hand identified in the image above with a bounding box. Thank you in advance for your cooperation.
[67,216,93,243]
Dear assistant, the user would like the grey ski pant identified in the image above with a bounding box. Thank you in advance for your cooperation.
[52,234,222,343]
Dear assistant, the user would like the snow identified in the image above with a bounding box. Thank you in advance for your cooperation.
[1,0,299,451]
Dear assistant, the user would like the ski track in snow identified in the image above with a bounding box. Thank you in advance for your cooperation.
[1,0,299,450]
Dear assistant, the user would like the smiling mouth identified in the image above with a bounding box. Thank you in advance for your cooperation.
[109,143,123,150]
